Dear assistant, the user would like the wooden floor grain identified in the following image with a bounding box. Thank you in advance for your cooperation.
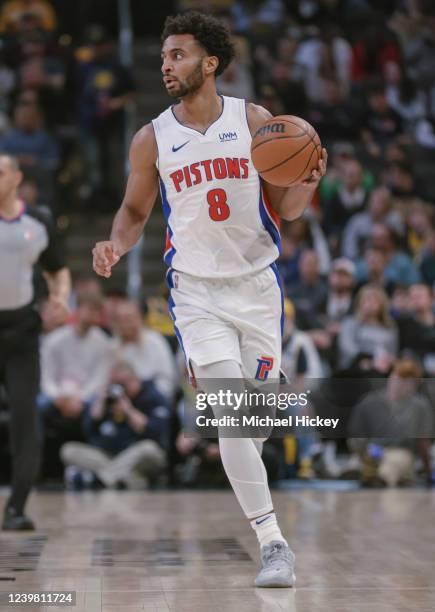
[0,488,434,611]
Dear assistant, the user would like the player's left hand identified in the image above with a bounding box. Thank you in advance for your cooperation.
[302,147,328,187]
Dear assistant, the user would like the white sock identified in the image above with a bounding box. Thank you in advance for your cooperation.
[250,512,287,548]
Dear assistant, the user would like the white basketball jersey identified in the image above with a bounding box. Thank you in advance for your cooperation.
[152,96,281,278]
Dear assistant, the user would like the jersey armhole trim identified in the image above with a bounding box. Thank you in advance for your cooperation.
[243,100,252,137]
[151,120,160,170]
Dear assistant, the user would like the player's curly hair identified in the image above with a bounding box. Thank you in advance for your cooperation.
[161,11,235,77]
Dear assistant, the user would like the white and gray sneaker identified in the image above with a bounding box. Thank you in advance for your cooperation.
[255,540,296,588]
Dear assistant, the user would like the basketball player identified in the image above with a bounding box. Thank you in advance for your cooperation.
[93,12,327,587]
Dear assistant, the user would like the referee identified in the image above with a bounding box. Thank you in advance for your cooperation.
[0,153,71,530]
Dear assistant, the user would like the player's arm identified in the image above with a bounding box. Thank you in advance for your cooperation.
[246,103,327,221]
[92,123,159,278]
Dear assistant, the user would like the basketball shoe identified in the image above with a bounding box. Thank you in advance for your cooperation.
[255,540,296,588]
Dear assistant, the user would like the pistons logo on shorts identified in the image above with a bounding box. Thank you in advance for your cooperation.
[255,356,274,381]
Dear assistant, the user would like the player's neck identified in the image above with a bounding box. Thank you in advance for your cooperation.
[0,195,22,220]
[176,84,222,133]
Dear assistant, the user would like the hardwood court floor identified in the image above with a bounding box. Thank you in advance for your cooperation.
[1,488,435,612]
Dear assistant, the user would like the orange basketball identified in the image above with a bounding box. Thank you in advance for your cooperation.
[251,115,322,187]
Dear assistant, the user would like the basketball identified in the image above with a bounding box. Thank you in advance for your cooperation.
[251,115,322,187]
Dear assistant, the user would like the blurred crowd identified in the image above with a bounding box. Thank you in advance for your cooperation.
[1,0,435,489]
[0,264,432,491]
[0,0,135,214]
[214,0,435,485]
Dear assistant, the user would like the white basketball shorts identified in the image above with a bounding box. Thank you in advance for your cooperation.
[166,264,283,381]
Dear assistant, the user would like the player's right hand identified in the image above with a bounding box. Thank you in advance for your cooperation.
[92,241,120,278]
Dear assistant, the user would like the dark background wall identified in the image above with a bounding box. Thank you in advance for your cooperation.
[52,0,176,39]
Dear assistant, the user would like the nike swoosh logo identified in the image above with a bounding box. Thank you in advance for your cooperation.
[172,141,190,152]
[256,516,271,525]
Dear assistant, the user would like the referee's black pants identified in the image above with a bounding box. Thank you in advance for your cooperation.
[0,306,42,514]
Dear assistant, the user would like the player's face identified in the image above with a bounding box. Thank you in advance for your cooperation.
[161,34,206,98]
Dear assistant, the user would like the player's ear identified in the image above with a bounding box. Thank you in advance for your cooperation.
[204,55,219,76]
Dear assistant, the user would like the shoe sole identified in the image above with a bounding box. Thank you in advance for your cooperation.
[255,572,296,588]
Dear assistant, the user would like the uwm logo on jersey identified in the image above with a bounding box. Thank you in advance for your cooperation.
[219,131,238,142]
[169,157,249,193]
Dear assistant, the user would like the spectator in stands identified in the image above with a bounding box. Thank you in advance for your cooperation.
[361,81,403,158]
[324,258,356,324]
[404,16,435,93]
[404,204,433,261]
[385,161,426,202]
[306,257,356,369]
[384,140,409,165]
[18,176,43,206]
[60,361,170,489]
[268,61,307,119]
[111,300,178,402]
[396,283,435,375]
[15,87,39,106]
[217,20,254,101]
[281,298,322,479]
[0,0,57,34]
[256,84,285,116]
[355,247,392,294]
[17,30,66,126]
[76,25,135,206]
[230,0,284,34]
[0,50,15,124]
[0,102,59,201]
[101,287,128,336]
[39,296,66,335]
[69,274,104,313]
[342,186,404,260]
[287,249,328,330]
[0,102,59,170]
[319,142,375,202]
[390,286,410,318]
[297,22,352,102]
[384,62,426,131]
[338,285,398,371]
[277,213,330,290]
[351,24,400,84]
[355,223,421,289]
[322,158,369,251]
[348,358,433,487]
[415,115,435,149]
[420,230,435,286]
[284,0,354,27]
[308,78,359,144]
[218,56,254,100]
[72,274,103,300]
[282,298,323,380]
[175,432,225,487]
[65,275,105,329]
[39,293,113,439]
